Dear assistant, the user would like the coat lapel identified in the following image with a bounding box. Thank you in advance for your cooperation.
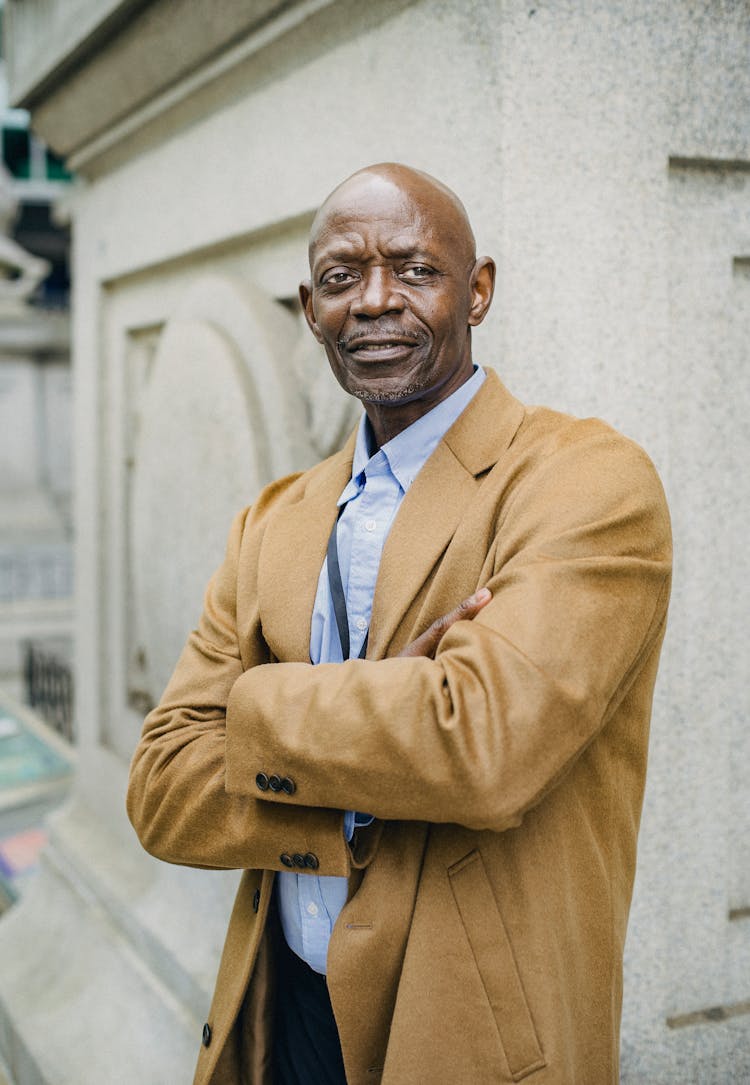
[257,436,356,662]
[368,369,525,657]
[367,441,476,657]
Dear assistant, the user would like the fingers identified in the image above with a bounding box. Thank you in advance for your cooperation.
[398,588,492,658]
[428,587,492,637]
[446,586,492,624]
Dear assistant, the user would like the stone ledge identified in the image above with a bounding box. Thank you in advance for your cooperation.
[0,840,200,1084]
[43,796,239,1023]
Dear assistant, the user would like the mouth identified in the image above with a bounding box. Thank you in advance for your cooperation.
[341,336,421,361]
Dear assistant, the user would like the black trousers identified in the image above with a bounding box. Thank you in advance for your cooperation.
[273,934,348,1085]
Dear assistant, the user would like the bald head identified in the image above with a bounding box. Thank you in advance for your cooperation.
[309,163,477,269]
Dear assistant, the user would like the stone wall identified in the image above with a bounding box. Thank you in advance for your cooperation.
[0,2,747,1082]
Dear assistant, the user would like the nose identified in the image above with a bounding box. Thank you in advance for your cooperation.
[350,267,405,318]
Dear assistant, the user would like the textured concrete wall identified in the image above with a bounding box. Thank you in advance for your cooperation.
[0,2,747,1082]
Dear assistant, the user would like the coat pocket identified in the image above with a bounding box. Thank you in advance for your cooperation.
[448,850,546,1082]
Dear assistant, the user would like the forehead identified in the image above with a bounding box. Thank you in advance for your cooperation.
[313,195,426,257]
[309,175,458,268]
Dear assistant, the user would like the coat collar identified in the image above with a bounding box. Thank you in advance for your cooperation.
[257,369,525,662]
[368,368,525,655]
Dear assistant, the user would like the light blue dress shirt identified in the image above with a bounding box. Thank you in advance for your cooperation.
[277,366,486,974]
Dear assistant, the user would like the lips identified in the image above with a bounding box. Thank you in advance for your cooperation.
[339,331,424,365]
[347,341,419,365]
[346,336,418,352]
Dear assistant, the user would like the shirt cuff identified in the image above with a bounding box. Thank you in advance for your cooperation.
[343,810,375,842]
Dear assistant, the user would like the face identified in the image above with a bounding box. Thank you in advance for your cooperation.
[300,173,495,422]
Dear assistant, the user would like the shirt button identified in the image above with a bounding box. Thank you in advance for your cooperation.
[365,519,377,532]
[356,617,367,631]
[306,902,319,916]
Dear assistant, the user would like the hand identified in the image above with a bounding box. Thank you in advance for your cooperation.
[397,588,492,659]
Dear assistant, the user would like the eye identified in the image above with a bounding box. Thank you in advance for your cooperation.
[320,268,357,287]
[400,264,436,282]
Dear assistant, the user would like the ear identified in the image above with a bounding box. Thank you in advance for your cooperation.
[299,280,325,344]
[467,257,496,327]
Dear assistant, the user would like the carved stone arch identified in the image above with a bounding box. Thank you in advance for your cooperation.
[130,273,314,702]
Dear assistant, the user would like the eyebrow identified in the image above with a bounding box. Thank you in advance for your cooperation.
[313,237,439,272]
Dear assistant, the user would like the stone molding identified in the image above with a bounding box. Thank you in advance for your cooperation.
[4,0,333,162]
[129,272,313,703]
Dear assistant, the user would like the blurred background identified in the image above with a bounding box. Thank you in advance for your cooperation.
[0,1,747,1082]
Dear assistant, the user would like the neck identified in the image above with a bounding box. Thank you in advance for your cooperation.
[362,363,475,449]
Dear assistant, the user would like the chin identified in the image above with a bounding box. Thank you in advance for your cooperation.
[351,381,431,404]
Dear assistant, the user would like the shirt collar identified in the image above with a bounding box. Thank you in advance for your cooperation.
[339,365,486,504]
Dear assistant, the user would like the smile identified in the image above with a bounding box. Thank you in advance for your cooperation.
[343,337,421,360]
[352,341,411,351]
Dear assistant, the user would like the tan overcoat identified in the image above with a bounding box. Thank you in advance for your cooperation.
[127,370,672,1085]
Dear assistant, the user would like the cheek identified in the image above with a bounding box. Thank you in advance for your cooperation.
[313,322,341,351]
[419,292,465,336]
[311,297,344,333]
[427,309,464,349]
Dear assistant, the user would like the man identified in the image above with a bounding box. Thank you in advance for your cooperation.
[127,164,671,1085]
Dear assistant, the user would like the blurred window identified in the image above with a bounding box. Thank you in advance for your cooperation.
[2,125,72,182]
[2,125,30,178]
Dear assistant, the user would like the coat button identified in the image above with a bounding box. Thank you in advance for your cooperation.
[268,774,282,792]
[281,777,296,795]
[252,888,260,912]
[304,853,319,870]
[202,1023,211,1047]
[280,853,294,868]
[255,772,269,792]
[292,853,306,868]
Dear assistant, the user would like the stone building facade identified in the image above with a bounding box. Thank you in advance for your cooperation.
[0,27,72,706]
[0,2,747,1082]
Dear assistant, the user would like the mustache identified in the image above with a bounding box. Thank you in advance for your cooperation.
[337,324,425,350]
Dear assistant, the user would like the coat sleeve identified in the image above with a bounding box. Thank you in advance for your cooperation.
[126,505,352,875]
[224,431,672,833]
